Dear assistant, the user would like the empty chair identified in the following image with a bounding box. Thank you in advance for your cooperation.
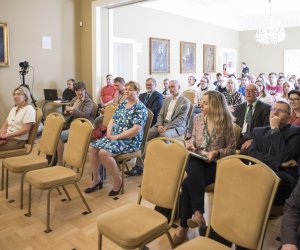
[183,90,196,105]
[176,154,280,250]
[97,137,189,249]
[25,118,93,233]
[2,112,64,208]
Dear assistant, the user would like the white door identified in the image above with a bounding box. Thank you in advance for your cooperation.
[284,50,300,77]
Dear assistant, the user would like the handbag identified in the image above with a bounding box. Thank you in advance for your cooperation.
[91,124,107,141]
[63,115,74,130]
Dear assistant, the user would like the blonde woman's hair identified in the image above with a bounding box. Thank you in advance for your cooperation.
[203,90,234,132]
[13,86,32,105]
[226,77,239,93]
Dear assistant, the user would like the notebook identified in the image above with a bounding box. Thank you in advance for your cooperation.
[189,151,209,161]
[44,89,59,101]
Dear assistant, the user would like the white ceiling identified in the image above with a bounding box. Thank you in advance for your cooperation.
[140,0,300,31]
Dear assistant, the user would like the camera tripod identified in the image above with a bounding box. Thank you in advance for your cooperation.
[20,68,37,107]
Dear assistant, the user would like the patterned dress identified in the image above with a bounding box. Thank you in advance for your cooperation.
[90,100,147,154]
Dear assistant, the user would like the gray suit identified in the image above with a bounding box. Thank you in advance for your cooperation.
[147,95,190,140]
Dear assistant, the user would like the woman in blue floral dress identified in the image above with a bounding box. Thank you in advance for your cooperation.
[86,81,148,196]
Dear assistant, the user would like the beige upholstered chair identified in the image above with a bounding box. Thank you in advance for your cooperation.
[0,108,43,190]
[176,154,280,250]
[102,104,117,127]
[175,104,193,143]
[24,118,93,233]
[92,101,99,119]
[97,137,189,250]
[2,112,64,209]
[182,90,196,105]
[114,109,153,194]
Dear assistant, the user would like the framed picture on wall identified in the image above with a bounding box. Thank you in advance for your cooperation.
[150,37,170,74]
[0,22,9,66]
[203,44,216,73]
[180,41,196,73]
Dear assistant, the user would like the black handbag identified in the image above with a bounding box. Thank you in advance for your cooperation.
[63,115,73,130]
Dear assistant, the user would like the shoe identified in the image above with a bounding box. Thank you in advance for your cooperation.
[198,223,207,236]
[84,180,103,193]
[172,233,187,246]
[187,216,206,229]
[124,165,143,176]
[109,182,123,196]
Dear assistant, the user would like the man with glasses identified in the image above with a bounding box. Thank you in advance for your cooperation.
[233,83,271,153]
[248,100,300,212]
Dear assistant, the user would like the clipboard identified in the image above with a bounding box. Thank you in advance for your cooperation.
[189,151,209,161]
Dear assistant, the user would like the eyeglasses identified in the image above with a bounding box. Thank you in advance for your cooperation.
[271,107,290,114]
[288,98,300,102]
[245,89,256,93]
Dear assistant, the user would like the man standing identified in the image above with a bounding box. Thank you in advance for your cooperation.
[98,74,115,107]
[241,62,249,76]
[234,83,271,153]
[139,78,163,127]
[147,80,190,140]
[248,101,300,207]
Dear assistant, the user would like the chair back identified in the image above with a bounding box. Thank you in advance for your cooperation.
[233,123,241,146]
[183,90,196,105]
[92,101,99,119]
[103,104,117,127]
[26,108,43,151]
[185,103,193,130]
[39,113,64,157]
[64,118,93,170]
[209,155,280,250]
[141,138,188,215]
[140,109,153,155]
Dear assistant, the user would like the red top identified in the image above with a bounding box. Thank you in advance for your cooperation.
[289,110,300,126]
[267,85,283,96]
[99,85,116,104]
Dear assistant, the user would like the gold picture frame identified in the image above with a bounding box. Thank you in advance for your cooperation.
[203,44,216,73]
[180,41,196,73]
[149,37,170,74]
[0,22,9,66]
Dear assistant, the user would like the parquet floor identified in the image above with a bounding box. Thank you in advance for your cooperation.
[0,141,281,250]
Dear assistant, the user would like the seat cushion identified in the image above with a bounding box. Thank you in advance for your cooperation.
[25,166,77,189]
[3,155,48,173]
[0,148,27,158]
[115,151,141,162]
[97,203,168,249]
[176,236,231,250]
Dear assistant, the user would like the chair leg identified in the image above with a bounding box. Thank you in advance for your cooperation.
[5,168,9,199]
[20,172,26,209]
[56,187,62,195]
[121,164,125,194]
[45,189,53,233]
[25,184,32,217]
[98,234,102,250]
[166,230,175,249]
[1,162,4,191]
[74,183,91,214]
[62,185,71,201]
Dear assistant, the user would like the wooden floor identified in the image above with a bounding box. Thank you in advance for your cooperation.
[0,142,282,250]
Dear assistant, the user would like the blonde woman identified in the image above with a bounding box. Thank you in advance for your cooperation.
[224,77,244,112]
[173,90,236,246]
[0,86,35,150]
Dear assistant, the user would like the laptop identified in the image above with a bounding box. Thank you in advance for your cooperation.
[44,89,59,101]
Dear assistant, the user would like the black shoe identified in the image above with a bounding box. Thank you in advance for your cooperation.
[109,183,123,196]
[84,180,103,193]
[124,165,143,176]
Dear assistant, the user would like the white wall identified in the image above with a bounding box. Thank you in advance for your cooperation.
[112,5,239,91]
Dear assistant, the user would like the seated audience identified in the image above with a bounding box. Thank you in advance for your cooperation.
[86,81,147,195]
[185,76,197,91]
[213,73,222,88]
[173,90,236,246]
[280,81,294,102]
[62,78,76,101]
[280,180,300,250]
[248,101,300,207]
[267,72,283,96]
[98,74,115,107]
[57,81,94,165]
[161,78,170,98]
[147,80,190,141]
[195,77,211,106]
[233,83,271,153]
[257,80,274,105]
[288,90,300,126]
[224,77,244,112]
[216,76,227,94]
[0,86,35,150]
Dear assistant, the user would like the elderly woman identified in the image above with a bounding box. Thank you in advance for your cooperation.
[173,91,236,246]
[288,89,300,126]
[0,86,35,150]
[86,81,148,196]
[224,77,244,112]
[57,81,94,165]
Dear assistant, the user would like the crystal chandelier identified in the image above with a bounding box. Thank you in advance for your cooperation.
[255,0,286,45]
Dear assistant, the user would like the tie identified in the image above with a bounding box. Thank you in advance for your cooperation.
[244,104,253,139]
[144,93,151,104]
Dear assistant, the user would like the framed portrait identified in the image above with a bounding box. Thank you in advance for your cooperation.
[0,22,9,66]
[180,41,196,73]
[149,37,170,74]
[203,44,216,73]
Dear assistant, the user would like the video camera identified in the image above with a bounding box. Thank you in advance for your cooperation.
[19,61,29,75]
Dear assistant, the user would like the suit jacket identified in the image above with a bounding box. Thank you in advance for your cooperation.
[139,91,163,126]
[156,95,190,135]
[233,100,271,139]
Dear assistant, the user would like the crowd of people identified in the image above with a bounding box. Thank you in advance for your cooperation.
[2,62,300,249]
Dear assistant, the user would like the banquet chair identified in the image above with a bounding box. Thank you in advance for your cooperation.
[182,90,196,105]
[0,108,43,190]
[176,154,280,250]
[24,118,93,233]
[3,112,64,209]
[114,109,153,194]
[97,137,189,250]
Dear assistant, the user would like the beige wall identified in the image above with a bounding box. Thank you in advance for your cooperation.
[240,27,300,76]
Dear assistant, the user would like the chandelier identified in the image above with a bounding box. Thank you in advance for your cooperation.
[255,0,286,45]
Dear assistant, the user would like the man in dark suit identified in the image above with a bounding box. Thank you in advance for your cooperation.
[139,78,163,127]
[248,100,300,207]
[233,83,271,153]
